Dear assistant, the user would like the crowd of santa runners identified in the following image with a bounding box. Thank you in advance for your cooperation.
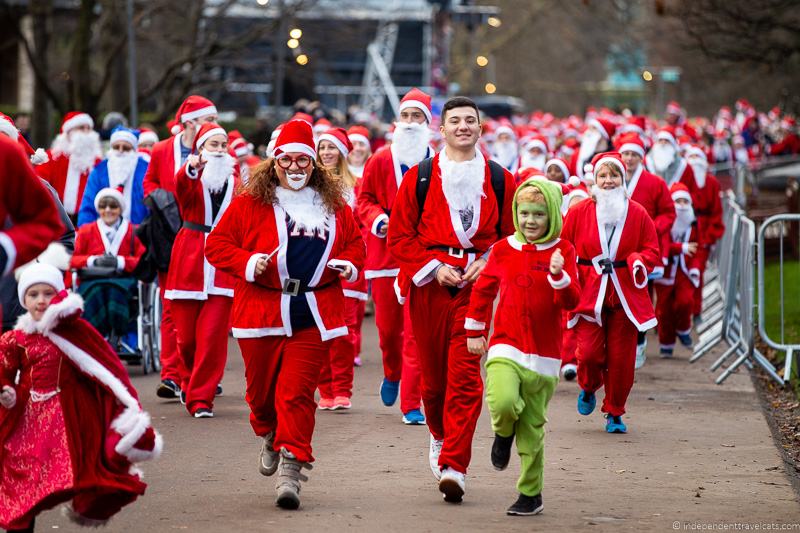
[0,89,798,528]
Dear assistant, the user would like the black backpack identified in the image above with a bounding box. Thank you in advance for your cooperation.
[415,157,506,236]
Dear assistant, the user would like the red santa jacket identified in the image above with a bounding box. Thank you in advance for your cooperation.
[464,236,580,377]
[626,164,676,259]
[561,197,661,332]
[342,182,368,301]
[70,219,145,275]
[143,135,184,197]
[356,145,432,279]
[204,191,365,341]
[37,152,99,215]
[387,151,516,290]
[164,163,237,300]
[655,222,703,288]
[0,136,63,277]
[690,173,725,248]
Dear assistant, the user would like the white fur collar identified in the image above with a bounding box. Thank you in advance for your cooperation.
[15,292,84,335]
[274,186,331,233]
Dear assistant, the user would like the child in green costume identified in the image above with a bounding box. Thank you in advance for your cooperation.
[465,177,580,516]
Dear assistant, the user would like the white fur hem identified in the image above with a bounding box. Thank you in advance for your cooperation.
[371,214,389,238]
[631,259,648,289]
[464,317,486,331]
[547,271,572,290]
[245,253,265,283]
[327,259,358,282]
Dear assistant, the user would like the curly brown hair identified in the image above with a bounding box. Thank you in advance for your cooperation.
[239,158,346,213]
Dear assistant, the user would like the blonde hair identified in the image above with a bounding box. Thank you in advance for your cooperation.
[324,154,357,189]
[595,161,623,178]
[517,186,545,204]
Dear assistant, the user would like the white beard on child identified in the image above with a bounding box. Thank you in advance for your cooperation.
[106,149,139,189]
[593,185,627,226]
[201,150,234,193]
[392,122,430,166]
[439,149,486,212]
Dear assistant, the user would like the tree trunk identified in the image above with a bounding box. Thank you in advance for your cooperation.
[69,0,96,115]
[29,0,52,146]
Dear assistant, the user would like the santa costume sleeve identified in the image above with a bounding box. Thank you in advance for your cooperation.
[327,204,366,283]
[499,168,518,237]
[69,225,93,270]
[626,210,661,287]
[550,241,581,310]
[356,154,390,237]
[464,245,503,338]
[0,331,22,390]
[0,138,64,276]
[652,179,677,239]
[705,180,725,246]
[142,144,163,198]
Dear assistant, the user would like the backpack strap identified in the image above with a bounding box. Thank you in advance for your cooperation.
[415,156,434,219]
[487,160,506,236]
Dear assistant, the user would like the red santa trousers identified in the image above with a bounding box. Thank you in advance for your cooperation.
[170,295,232,413]
[692,247,711,316]
[574,305,639,417]
[656,274,694,347]
[561,312,578,367]
[237,327,329,463]
[157,271,184,385]
[318,296,363,399]
[409,282,482,475]
[370,277,422,413]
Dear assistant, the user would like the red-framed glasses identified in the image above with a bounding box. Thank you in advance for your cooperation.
[276,154,313,169]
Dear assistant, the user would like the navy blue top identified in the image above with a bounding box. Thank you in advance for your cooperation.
[180,141,191,165]
[285,217,330,331]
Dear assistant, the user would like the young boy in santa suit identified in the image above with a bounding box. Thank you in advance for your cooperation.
[205,119,364,510]
[388,96,516,503]
[465,178,579,516]
[561,152,660,434]
[654,183,703,356]
[165,122,238,418]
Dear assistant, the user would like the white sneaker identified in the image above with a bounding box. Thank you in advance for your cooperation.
[439,467,465,503]
[560,363,577,381]
[634,341,647,369]
[429,435,443,481]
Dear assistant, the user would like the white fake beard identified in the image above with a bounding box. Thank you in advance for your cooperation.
[689,160,708,188]
[671,204,695,241]
[520,152,546,171]
[734,147,749,164]
[650,143,676,174]
[67,131,102,173]
[712,142,731,162]
[491,140,518,168]
[392,122,430,166]
[201,151,234,193]
[592,185,627,226]
[347,163,364,177]
[577,130,601,170]
[106,149,139,189]
[274,185,329,234]
[438,149,486,212]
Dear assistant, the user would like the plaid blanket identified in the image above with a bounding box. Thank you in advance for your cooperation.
[77,277,137,337]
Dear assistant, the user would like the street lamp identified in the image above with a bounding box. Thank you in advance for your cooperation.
[476,55,488,67]
[289,28,302,39]
[487,16,501,27]
[257,0,269,5]
[296,54,309,65]
[485,82,496,94]
[287,38,299,49]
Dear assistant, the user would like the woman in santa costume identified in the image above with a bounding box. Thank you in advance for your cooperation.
[683,145,724,322]
[37,112,103,221]
[346,125,372,179]
[561,152,660,434]
[70,188,145,339]
[77,127,149,227]
[143,95,219,402]
[356,88,431,425]
[654,183,703,357]
[315,128,367,410]
[164,122,237,419]
[388,96,516,503]
[0,264,161,532]
[205,119,364,510]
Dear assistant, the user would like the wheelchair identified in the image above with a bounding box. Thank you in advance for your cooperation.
[72,268,161,375]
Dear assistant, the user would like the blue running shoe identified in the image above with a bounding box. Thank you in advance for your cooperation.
[660,346,674,358]
[402,408,426,425]
[380,378,400,406]
[677,332,693,348]
[577,390,595,415]
[606,415,627,433]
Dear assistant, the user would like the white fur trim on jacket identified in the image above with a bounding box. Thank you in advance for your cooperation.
[371,213,389,238]
[464,317,486,331]
[631,259,648,289]
[245,253,266,283]
[547,270,572,290]
[327,259,358,282]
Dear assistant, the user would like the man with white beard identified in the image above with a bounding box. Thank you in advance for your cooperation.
[76,126,149,227]
[357,88,432,425]
[569,117,615,179]
[388,96,516,503]
[644,127,697,189]
[490,126,519,173]
[518,136,548,173]
[561,152,660,434]
[37,111,103,220]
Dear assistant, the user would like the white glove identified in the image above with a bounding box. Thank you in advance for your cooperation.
[0,385,16,409]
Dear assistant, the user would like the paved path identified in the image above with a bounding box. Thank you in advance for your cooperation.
[38,318,800,532]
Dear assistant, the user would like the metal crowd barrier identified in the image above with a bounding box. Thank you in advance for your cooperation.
[757,214,800,384]
[689,191,783,384]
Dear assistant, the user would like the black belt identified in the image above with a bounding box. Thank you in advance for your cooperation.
[274,278,336,296]
[577,257,627,275]
[694,209,711,216]
[427,245,482,259]
[183,221,213,233]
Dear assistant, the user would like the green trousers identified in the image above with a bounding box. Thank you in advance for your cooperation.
[485,357,558,496]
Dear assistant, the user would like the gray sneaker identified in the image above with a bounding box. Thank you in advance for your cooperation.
[275,449,312,510]
[259,432,279,477]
